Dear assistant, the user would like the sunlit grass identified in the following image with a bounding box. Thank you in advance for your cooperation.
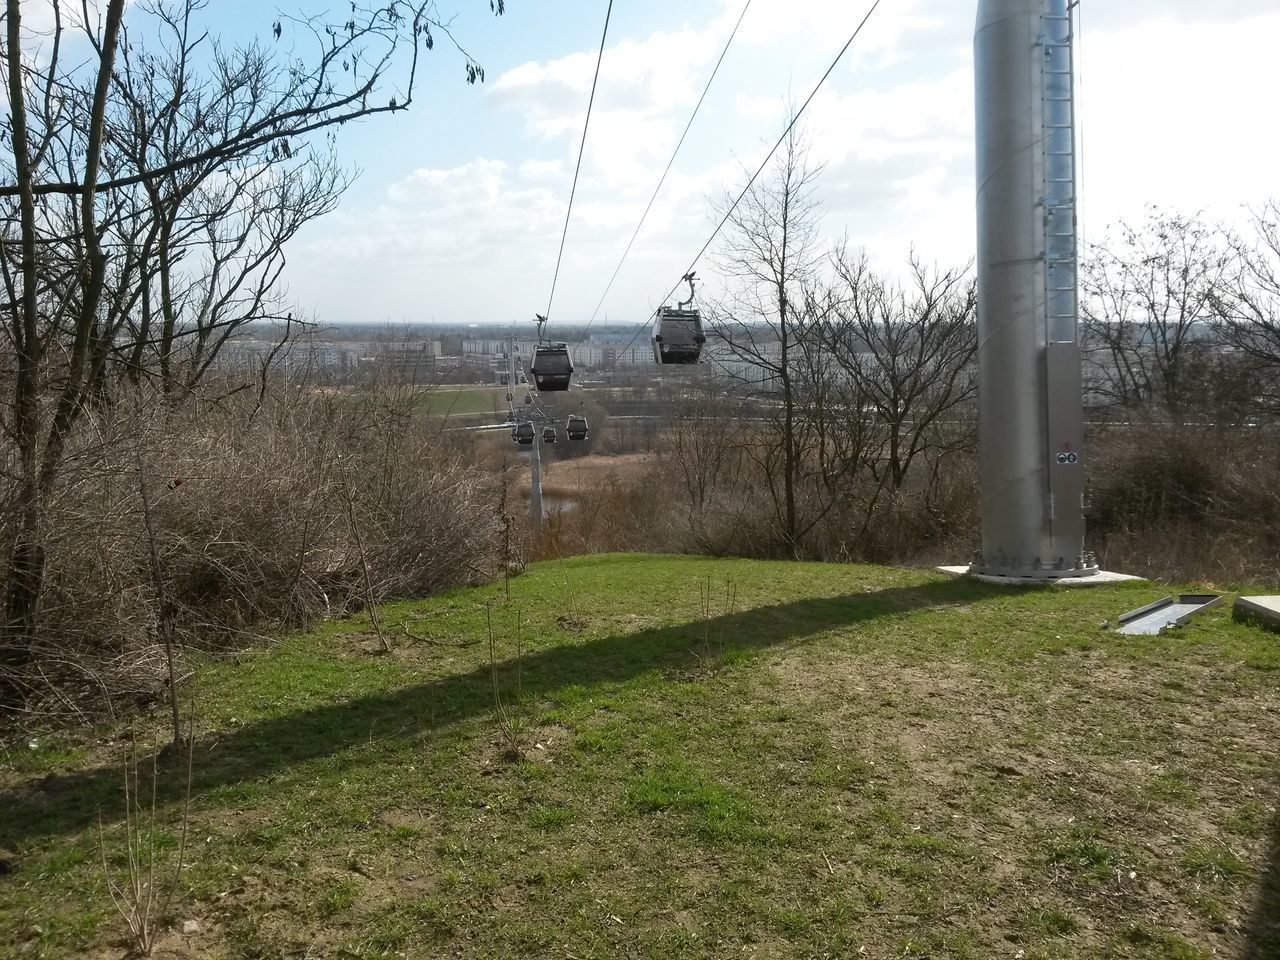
[2,554,1277,958]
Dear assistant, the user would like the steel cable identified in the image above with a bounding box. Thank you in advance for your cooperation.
[613,0,886,359]
[577,0,755,344]
[543,0,616,332]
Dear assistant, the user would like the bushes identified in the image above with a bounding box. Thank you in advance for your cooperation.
[538,413,1279,585]
[8,373,1278,723]
[1087,424,1280,582]
[1089,427,1221,531]
[0,384,503,720]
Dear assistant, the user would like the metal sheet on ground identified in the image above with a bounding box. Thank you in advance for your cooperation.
[1117,595,1223,635]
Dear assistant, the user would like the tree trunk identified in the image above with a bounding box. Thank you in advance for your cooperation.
[1,0,126,696]
[3,0,47,680]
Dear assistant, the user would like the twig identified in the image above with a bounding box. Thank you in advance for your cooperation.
[97,707,195,956]
[137,448,182,748]
[342,468,389,655]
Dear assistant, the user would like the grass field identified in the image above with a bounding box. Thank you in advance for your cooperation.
[418,386,511,418]
[1,555,1278,958]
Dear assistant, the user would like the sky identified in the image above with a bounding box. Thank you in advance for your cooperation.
[175,0,1280,327]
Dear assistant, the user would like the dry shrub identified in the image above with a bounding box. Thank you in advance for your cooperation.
[533,472,671,559]
[1088,423,1280,582]
[527,434,984,568]
[810,453,981,567]
[154,390,499,633]
[1089,426,1221,532]
[536,412,1280,585]
[614,416,982,565]
[1,382,502,721]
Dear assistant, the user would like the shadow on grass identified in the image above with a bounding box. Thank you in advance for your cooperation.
[1244,797,1280,958]
[1,576,1013,851]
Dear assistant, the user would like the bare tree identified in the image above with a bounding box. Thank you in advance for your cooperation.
[820,248,977,541]
[708,123,832,556]
[1214,199,1280,412]
[665,383,747,545]
[1081,207,1231,416]
[0,0,500,696]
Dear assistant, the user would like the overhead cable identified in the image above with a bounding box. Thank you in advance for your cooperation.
[614,0,886,359]
[543,0,617,330]
[578,0,755,343]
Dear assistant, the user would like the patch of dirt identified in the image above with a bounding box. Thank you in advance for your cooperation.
[477,722,571,769]
[329,626,477,665]
[609,612,661,631]
[194,805,279,837]
[524,722,569,761]
[85,917,231,960]
[330,630,392,658]
[761,647,1280,956]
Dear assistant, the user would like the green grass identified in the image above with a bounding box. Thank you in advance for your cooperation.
[1,554,1278,958]
[418,385,513,417]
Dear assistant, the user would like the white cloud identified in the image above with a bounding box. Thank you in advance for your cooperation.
[518,158,566,182]
[491,26,715,139]
[1076,12,1280,233]
[287,0,1280,324]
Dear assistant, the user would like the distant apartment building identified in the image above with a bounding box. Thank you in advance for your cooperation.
[464,335,660,369]
[463,338,537,358]
[364,341,443,383]
[209,340,276,376]
[206,338,443,382]
[702,339,783,390]
[574,342,651,367]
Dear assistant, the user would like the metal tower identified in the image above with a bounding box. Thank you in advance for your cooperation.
[972,0,1097,579]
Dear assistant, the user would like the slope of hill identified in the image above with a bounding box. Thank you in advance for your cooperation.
[2,555,1277,958]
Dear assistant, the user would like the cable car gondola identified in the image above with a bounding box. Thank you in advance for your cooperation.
[512,421,535,445]
[530,342,573,392]
[653,307,706,364]
[653,272,706,365]
[566,415,589,441]
[542,425,558,443]
[524,393,533,404]
[530,313,574,392]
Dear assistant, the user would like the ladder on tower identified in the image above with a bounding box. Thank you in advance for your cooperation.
[1038,2,1087,550]
[1040,5,1077,345]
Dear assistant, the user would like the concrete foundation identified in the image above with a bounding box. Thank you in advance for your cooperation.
[1233,596,1280,632]
[936,565,1143,587]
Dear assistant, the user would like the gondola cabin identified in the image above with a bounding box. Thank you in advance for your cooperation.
[652,306,706,364]
[513,421,535,445]
[542,425,558,443]
[530,342,574,392]
[566,415,589,441]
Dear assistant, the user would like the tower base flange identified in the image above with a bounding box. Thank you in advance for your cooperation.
[936,566,1144,587]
